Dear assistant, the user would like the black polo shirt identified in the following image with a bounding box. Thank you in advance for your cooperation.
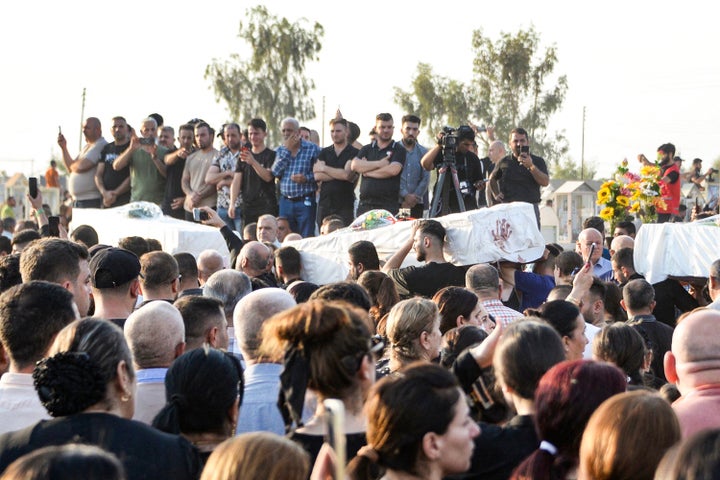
[357,140,406,206]
[317,144,359,204]
[495,153,548,204]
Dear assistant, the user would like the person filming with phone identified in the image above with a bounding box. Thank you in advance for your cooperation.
[486,127,549,227]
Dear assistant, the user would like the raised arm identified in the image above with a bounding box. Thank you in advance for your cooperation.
[382,221,420,272]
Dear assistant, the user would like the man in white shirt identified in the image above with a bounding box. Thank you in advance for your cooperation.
[0,282,78,434]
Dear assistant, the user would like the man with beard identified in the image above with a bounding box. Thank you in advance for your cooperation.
[351,113,407,216]
[162,124,195,219]
[398,115,429,219]
[656,142,681,223]
[95,116,132,208]
[313,118,358,227]
[382,219,466,298]
[206,123,243,231]
[487,127,549,227]
[113,117,168,205]
[182,122,218,222]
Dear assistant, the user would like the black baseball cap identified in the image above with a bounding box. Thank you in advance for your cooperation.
[89,247,141,288]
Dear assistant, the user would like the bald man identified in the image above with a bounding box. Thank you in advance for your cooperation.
[196,249,225,285]
[483,141,506,207]
[609,234,634,257]
[576,228,612,281]
[124,301,186,424]
[665,309,720,437]
[57,117,108,208]
[707,259,720,311]
[234,288,296,435]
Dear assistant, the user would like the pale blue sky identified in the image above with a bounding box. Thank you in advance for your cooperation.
[2,0,718,179]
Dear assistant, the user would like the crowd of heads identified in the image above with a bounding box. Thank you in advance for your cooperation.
[2,152,720,480]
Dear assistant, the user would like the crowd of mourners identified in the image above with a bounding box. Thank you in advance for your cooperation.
[0,112,719,480]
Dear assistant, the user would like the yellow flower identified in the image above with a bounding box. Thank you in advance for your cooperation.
[629,202,640,213]
[641,166,660,177]
[597,188,611,204]
[599,207,615,221]
[616,195,630,207]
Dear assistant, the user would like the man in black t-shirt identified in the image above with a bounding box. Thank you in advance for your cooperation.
[230,118,278,228]
[382,219,466,298]
[487,127,549,226]
[96,116,132,208]
[313,118,358,227]
[421,125,485,216]
[351,113,406,216]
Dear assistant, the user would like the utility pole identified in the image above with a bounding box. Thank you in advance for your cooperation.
[321,96,326,146]
[78,88,86,152]
[581,106,586,180]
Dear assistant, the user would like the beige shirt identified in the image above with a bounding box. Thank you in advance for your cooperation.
[68,137,107,201]
[183,149,218,211]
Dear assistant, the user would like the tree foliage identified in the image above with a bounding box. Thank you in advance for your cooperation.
[205,6,323,146]
[394,26,569,167]
[393,63,473,140]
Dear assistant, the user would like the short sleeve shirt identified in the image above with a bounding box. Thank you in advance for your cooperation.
[495,153,548,204]
[357,141,407,205]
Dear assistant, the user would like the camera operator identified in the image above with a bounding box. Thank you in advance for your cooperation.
[420,125,485,216]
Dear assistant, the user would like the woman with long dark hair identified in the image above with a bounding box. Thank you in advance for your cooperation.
[152,347,243,461]
[348,363,479,480]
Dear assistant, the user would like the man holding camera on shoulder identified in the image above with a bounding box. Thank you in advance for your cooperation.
[486,127,549,227]
[420,125,485,216]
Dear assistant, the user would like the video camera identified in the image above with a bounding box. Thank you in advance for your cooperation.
[438,125,476,165]
[438,126,458,164]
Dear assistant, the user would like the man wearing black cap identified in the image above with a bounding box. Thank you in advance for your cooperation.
[89,247,141,328]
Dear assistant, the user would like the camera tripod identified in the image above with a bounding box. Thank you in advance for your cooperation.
[427,161,466,218]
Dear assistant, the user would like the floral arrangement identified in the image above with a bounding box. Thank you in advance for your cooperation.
[597,161,632,232]
[628,163,666,224]
[597,159,667,228]
[350,209,397,231]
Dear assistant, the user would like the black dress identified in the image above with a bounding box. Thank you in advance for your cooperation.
[0,412,202,480]
[291,431,367,470]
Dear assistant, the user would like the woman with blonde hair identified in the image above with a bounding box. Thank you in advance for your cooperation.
[579,391,680,480]
[378,298,442,376]
[200,432,309,480]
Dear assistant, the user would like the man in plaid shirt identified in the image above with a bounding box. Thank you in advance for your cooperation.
[272,117,321,238]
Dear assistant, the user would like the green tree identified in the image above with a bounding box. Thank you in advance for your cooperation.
[205,6,323,146]
[470,26,568,162]
[393,63,474,141]
[394,26,569,164]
